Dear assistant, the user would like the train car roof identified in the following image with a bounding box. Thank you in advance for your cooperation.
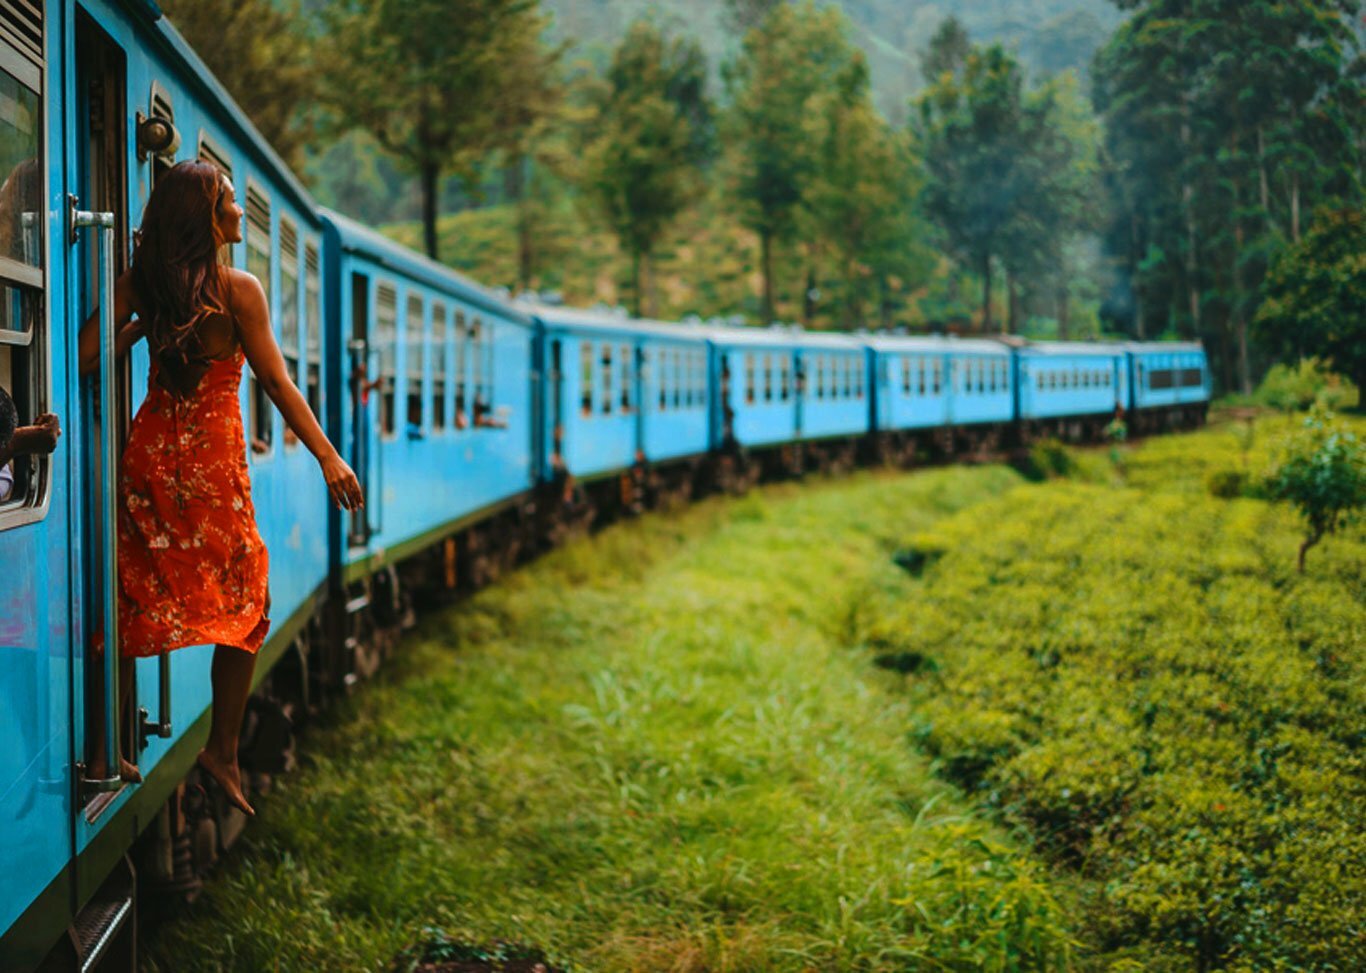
[518,303,710,342]
[696,325,863,350]
[860,334,1012,355]
[1017,340,1130,357]
[1120,341,1206,354]
[322,209,531,325]
[148,10,318,222]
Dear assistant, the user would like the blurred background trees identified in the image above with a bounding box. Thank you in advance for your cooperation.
[160,0,1363,397]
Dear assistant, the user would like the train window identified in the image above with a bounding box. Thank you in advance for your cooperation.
[988,360,997,393]
[197,131,232,181]
[0,56,45,518]
[978,360,987,394]
[780,355,790,401]
[580,340,593,416]
[147,83,175,186]
[762,353,772,402]
[856,359,864,398]
[375,283,398,436]
[745,352,755,404]
[670,347,681,408]
[600,343,613,415]
[620,343,631,412]
[431,301,447,431]
[279,218,300,447]
[455,311,469,426]
[406,294,424,431]
[245,184,273,454]
[473,317,493,425]
[304,242,322,419]
[657,348,667,410]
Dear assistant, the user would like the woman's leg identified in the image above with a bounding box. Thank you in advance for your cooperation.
[196,643,257,816]
[117,656,140,781]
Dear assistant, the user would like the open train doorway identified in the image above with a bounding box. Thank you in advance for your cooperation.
[74,11,137,808]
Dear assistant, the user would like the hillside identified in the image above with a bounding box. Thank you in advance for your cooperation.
[542,0,1124,122]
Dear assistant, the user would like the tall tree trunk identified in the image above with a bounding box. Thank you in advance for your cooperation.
[517,199,533,292]
[1006,268,1020,335]
[981,253,993,333]
[1180,109,1202,340]
[803,265,817,326]
[630,248,643,317]
[1130,210,1145,338]
[879,275,893,331]
[1291,173,1301,243]
[760,230,775,325]
[1231,132,1252,396]
[421,161,440,261]
[1256,125,1271,218]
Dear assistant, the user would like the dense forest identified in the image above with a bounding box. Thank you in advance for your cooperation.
[161,0,1364,395]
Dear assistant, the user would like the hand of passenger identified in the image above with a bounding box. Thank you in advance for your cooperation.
[19,413,60,453]
[321,453,363,510]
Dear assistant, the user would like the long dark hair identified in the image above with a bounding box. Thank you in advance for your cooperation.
[129,160,230,395]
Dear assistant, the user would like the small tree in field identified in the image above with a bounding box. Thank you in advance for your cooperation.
[1269,408,1366,572]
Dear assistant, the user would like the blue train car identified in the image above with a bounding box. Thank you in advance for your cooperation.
[793,332,870,442]
[4,2,337,967]
[525,304,710,481]
[867,336,1015,431]
[324,212,537,583]
[1016,342,1128,424]
[1124,342,1209,411]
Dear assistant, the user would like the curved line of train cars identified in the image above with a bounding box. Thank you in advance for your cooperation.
[0,2,1211,969]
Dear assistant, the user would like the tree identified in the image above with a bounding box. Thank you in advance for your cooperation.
[921,15,971,85]
[802,57,927,329]
[160,0,317,170]
[579,22,714,316]
[1255,207,1366,395]
[722,1,860,323]
[316,0,555,260]
[723,0,786,35]
[915,44,1095,333]
[1094,0,1362,392]
[1268,407,1366,571]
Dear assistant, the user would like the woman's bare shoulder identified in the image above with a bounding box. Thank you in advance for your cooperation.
[223,268,269,320]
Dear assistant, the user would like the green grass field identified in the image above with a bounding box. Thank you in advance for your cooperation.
[144,413,1365,972]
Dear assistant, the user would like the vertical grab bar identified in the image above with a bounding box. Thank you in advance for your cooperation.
[75,208,123,793]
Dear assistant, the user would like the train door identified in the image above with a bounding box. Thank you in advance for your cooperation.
[73,11,145,812]
[347,271,373,545]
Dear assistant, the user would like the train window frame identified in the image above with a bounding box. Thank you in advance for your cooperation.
[619,342,631,413]
[472,316,493,426]
[405,292,425,434]
[579,340,593,417]
[762,353,772,403]
[455,310,469,427]
[374,280,398,439]
[657,346,668,411]
[780,354,790,402]
[278,215,301,449]
[600,341,613,416]
[0,34,50,529]
[431,301,447,432]
[244,180,274,457]
[304,241,322,420]
[744,352,755,405]
[196,130,232,182]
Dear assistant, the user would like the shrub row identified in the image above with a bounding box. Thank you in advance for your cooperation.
[865,420,1365,969]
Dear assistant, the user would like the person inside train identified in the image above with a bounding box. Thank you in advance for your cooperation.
[78,160,363,815]
[0,384,60,502]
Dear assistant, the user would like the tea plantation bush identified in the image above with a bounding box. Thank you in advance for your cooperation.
[863,422,1366,969]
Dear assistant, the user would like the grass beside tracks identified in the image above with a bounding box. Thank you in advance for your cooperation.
[144,412,1365,971]
[145,465,1074,972]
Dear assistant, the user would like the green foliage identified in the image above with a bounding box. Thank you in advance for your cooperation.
[315,0,556,258]
[1268,406,1366,570]
[1093,1,1363,392]
[861,417,1366,967]
[1018,438,1076,481]
[578,22,714,316]
[160,0,317,170]
[1254,357,1359,413]
[913,43,1099,332]
[1256,208,1366,398]
[1204,467,1249,499]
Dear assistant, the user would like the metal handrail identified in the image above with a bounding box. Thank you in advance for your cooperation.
[74,209,122,794]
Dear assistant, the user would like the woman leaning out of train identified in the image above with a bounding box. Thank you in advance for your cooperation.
[78,160,363,816]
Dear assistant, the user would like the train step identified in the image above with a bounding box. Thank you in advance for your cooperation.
[63,855,136,972]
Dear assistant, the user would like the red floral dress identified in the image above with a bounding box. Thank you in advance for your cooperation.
[117,349,270,657]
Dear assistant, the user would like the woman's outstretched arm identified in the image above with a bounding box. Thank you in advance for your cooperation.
[230,268,363,511]
[78,271,142,377]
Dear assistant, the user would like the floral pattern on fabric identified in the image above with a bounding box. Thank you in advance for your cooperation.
[117,349,269,658]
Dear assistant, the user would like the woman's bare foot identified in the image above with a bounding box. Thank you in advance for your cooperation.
[119,757,142,783]
[196,748,255,816]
